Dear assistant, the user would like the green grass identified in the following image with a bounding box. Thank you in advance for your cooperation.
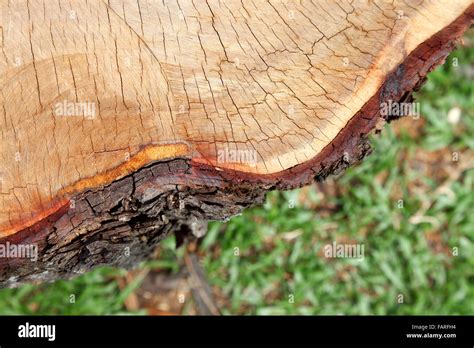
[0,35,472,316]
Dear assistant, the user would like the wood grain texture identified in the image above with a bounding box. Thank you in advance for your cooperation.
[0,0,473,285]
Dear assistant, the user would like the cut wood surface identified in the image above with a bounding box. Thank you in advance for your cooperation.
[0,0,472,285]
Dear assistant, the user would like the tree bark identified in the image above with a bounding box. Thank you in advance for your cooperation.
[0,0,473,286]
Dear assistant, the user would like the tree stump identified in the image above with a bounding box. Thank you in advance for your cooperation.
[0,0,472,286]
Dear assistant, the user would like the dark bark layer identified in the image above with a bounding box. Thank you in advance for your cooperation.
[0,159,266,286]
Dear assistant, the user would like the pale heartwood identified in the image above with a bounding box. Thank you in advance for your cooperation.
[0,1,472,286]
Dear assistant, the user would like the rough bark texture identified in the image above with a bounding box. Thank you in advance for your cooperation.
[0,2,473,286]
[1,159,266,286]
